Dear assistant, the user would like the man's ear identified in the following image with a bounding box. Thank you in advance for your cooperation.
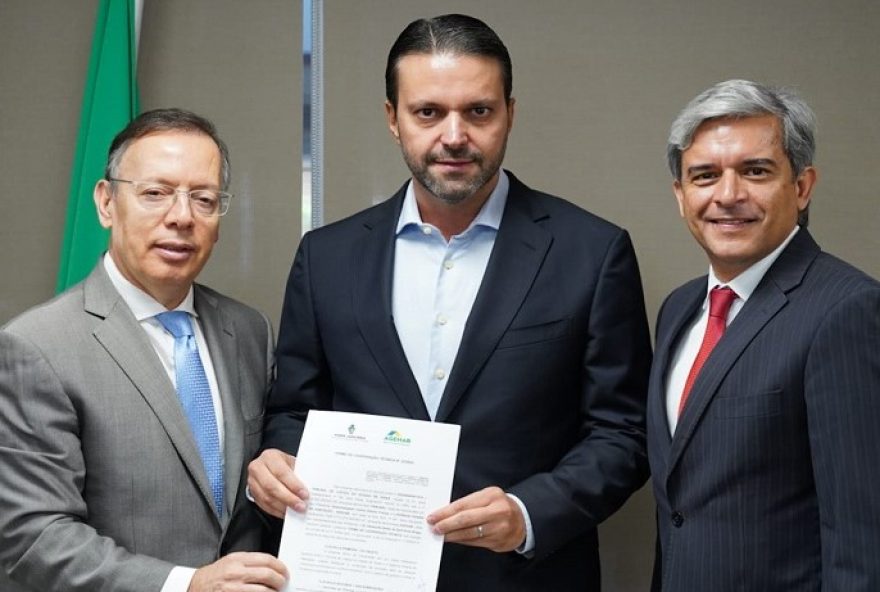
[94,179,114,229]
[795,166,818,212]
[673,179,686,218]
[384,100,400,144]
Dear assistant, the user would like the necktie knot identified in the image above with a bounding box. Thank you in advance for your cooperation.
[155,311,195,339]
[708,286,737,320]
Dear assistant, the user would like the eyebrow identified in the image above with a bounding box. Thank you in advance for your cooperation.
[407,97,501,109]
[685,158,780,177]
[741,158,779,168]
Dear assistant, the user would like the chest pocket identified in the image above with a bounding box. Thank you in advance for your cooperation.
[712,389,782,419]
[497,318,571,349]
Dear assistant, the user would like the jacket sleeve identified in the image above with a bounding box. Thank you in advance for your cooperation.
[0,331,174,592]
[262,233,326,455]
[507,229,653,559]
[805,286,880,589]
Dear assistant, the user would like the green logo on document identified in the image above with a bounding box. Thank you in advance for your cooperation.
[384,430,412,444]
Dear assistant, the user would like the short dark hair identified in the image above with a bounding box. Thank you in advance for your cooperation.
[385,14,512,107]
[105,108,230,190]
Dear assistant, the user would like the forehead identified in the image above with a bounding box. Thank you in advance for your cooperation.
[118,131,221,174]
[395,52,505,102]
[684,115,783,161]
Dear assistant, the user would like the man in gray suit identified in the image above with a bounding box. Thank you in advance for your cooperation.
[0,109,287,591]
[648,79,880,590]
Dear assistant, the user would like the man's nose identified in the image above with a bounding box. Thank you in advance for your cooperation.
[164,191,195,226]
[715,170,746,205]
[440,113,467,148]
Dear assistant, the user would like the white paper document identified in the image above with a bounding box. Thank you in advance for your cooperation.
[278,410,461,592]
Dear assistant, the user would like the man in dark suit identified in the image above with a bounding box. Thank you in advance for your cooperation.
[248,13,651,591]
[0,109,287,591]
[648,79,880,591]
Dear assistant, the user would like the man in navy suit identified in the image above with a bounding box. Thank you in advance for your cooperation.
[648,79,880,591]
[248,14,652,591]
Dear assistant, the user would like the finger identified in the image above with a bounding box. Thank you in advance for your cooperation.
[238,552,289,573]
[248,450,309,514]
[430,505,491,536]
[261,449,308,498]
[211,554,288,589]
[241,565,288,589]
[246,473,296,518]
[426,487,498,524]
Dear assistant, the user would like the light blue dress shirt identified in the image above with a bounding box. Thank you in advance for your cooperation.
[392,172,508,420]
[391,171,535,554]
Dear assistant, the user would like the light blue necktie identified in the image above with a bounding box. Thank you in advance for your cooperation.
[155,311,224,517]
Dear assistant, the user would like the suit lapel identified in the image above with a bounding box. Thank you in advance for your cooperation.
[85,265,221,524]
[650,280,706,454]
[196,287,240,525]
[666,230,820,477]
[353,189,430,420]
[435,175,552,422]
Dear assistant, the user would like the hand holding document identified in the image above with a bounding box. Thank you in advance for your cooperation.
[278,411,460,592]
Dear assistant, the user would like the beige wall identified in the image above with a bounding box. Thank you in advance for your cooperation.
[2,1,878,590]
[0,0,302,330]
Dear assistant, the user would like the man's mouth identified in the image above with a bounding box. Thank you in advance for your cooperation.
[154,241,195,260]
[708,217,757,228]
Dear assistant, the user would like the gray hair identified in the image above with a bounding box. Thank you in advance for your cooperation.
[667,79,816,182]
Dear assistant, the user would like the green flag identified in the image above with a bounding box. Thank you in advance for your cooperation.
[57,0,139,292]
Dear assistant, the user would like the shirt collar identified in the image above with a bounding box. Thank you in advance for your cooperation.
[706,225,800,302]
[395,169,509,236]
[103,252,197,320]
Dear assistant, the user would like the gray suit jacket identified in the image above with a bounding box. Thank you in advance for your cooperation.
[0,263,273,591]
[648,229,880,591]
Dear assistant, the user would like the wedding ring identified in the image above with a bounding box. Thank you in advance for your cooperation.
[476,524,484,538]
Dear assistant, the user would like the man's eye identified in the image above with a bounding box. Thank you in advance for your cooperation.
[141,186,172,199]
[191,192,218,207]
[417,108,436,118]
[691,172,717,183]
[745,167,768,176]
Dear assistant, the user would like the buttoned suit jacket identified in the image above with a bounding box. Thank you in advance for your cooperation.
[648,229,880,591]
[263,171,653,591]
[0,263,273,591]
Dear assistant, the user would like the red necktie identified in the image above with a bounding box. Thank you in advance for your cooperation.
[678,286,738,416]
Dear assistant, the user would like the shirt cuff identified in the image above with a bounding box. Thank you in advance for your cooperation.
[160,566,196,592]
[506,493,535,556]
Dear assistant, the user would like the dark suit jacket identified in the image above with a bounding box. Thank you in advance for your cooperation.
[648,229,880,591]
[0,263,273,592]
[264,172,652,591]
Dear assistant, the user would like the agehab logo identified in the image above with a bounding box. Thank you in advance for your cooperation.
[383,430,412,445]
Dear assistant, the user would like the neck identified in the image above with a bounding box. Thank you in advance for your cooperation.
[413,174,498,240]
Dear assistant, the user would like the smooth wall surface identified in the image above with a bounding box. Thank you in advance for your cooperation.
[321,1,879,589]
[2,1,878,590]
[0,1,302,330]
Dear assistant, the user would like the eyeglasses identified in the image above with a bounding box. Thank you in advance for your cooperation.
[107,178,232,217]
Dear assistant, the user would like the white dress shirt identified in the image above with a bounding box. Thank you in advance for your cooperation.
[103,253,224,591]
[665,226,800,434]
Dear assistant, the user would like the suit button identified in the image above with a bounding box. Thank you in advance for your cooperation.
[671,512,684,528]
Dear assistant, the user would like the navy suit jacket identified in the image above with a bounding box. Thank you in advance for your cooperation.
[264,172,652,591]
[648,229,880,591]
